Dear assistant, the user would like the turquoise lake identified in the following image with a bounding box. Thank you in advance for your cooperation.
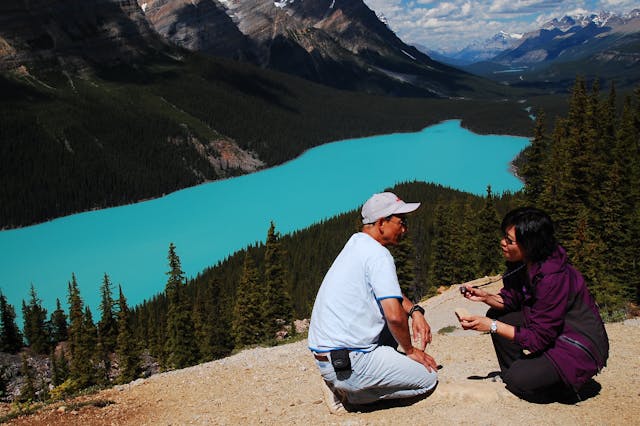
[0,120,529,316]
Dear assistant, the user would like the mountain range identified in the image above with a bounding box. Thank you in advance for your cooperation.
[429,9,640,88]
[0,0,530,228]
[135,0,497,98]
[422,31,524,67]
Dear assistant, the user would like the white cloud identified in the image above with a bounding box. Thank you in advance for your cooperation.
[362,0,636,52]
[600,0,638,7]
[488,0,566,14]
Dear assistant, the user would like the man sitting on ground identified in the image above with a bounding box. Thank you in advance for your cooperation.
[308,192,438,413]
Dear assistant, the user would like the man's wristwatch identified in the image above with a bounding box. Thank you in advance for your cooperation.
[408,304,425,317]
[490,319,498,334]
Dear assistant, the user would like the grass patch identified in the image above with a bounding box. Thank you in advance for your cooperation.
[438,325,458,335]
[67,399,116,410]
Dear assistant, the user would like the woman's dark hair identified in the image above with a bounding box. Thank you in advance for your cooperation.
[501,207,557,263]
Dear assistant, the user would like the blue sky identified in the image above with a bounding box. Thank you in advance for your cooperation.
[362,0,638,52]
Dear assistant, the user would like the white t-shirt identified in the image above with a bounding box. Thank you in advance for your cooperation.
[307,232,403,352]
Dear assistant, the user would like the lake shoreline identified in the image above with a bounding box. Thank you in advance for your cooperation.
[1,119,527,232]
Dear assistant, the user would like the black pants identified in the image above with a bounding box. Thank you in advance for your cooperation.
[488,309,575,403]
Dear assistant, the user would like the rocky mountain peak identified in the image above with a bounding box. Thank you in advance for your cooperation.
[135,0,481,97]
[0,0,165,72]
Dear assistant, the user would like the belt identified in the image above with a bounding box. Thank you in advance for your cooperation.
[314,354,329,362]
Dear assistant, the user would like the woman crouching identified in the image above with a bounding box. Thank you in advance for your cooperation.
[459,207,609,402]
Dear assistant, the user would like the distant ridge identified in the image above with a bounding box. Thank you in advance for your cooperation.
[425,8,640,89]
[136,0,503,98]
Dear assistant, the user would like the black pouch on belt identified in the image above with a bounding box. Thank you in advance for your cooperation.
[330,349,352,380]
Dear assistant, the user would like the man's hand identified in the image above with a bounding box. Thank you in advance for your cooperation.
[410,311,432,350]
[405,347,438,372]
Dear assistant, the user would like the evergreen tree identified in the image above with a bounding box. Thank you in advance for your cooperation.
[21,284,50,355]
[98,274,118,354]
[163,243,198,369]
[539,117,570,225]
[0,291,23,353]
[599,163,629,301]
[455,201,481,281]
[429,204,457,288]
[67,275,97,389]
[553,77,592,250]
[49,298,68,344]
[520,110,549,204]
[76,307,98,388]
[520,78,640,311]
[261,222,293,340]
[393,233,418,301]
[615,95,640,303]
[67,273,84,358]
[50,347,70,387]
[232,252,264,347]
[115,286,140,384]
[97,274,118,383]
[18,353,36,402]
[476,186,502,275]
[193,279,233,362]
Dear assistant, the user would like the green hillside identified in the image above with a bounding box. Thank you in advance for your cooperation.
[1,52,534,229]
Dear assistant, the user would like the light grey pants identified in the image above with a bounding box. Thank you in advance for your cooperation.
[315,345,438,405]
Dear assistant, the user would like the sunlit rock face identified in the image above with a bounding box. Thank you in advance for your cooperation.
[137,0,465,97]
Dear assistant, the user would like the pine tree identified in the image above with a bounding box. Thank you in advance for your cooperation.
[261,222,293,340]
[115,286,140,384]
[18,354,36,402]
[21,284,50,355]
[393,233,418,301]
[67,275,97,389]
[193,279,233,362]
[554,77,592,250]
[163,243,198,370]
[476,186,502,275]
[521,78,640,310]
[98,274,118,354]
[615,94,640,303]
[50,347,70,387]
[0,291,23,353]
[67,273,84,359]
[520,110,549,204]
[71,307,98,388]
[232,252,264,347]
[455,201,481,281]
[49,298,68,344]
[538,117,570,224]
[429,204,457,288]
[97,274,118,383]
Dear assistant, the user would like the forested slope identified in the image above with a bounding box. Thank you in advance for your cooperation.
[1,52,534,229]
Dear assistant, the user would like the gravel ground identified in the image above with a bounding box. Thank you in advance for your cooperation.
[5,279,639,425]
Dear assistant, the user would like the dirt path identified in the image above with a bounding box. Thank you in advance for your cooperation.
[6,281,640,425]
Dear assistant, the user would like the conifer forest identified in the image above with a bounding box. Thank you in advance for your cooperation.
[1,79,639,403]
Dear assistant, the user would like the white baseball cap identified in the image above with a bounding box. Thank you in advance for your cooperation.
[361,192,421,224]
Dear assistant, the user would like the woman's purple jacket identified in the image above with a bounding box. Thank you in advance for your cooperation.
[500,245,609,389]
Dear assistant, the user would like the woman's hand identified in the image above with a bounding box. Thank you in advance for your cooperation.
[460,285,489,302]
[458,315,492,332]
[460,285,505,310]
[458,315,515,340]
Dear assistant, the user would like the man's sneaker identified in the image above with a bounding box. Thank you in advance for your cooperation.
[320,379,348,414]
